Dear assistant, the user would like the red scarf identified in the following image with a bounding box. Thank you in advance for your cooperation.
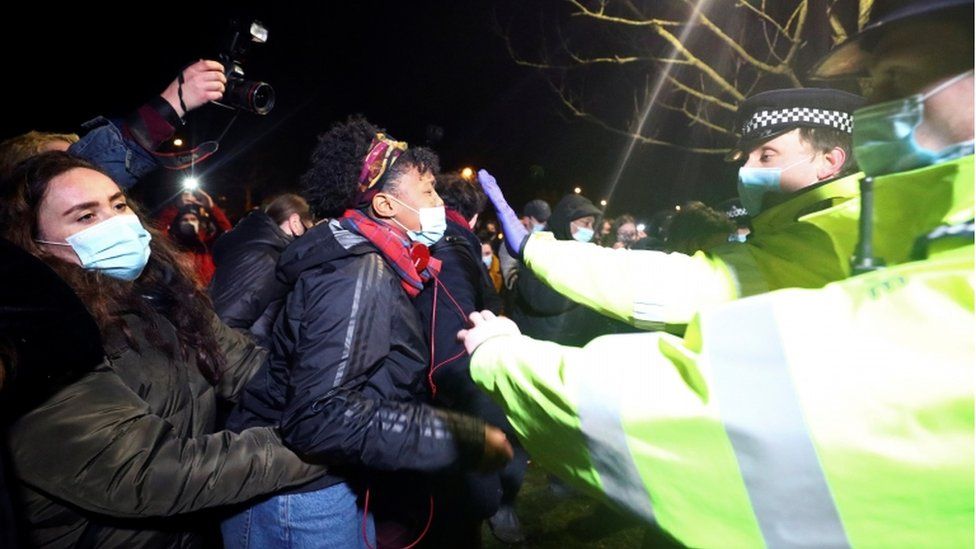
[445,208,470,231]
[339,209,441,297]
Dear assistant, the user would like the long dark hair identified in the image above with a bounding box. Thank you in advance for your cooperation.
[0,152,225,382]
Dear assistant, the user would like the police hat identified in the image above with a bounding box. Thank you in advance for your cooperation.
[725,88,866,162]
[810,0,974,80]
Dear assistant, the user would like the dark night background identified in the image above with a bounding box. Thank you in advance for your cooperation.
[3,3,742,223]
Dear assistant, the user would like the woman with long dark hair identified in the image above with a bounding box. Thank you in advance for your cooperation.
[0,151,325,548]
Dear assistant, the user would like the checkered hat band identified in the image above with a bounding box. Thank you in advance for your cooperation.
[742,108,853,135]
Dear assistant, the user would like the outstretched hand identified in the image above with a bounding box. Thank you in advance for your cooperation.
[161,60,228,117]
[477,169,529,258]
[457,310,522,355]
[479,425,514,472]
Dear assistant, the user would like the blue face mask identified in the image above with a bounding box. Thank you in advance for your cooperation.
[531,222,546,233]
[853,70,975,177]
[37,214,152,281]
[482,254,493,268]
[572,226,595,243]
[389,196,447,247]
[737,156,812,215]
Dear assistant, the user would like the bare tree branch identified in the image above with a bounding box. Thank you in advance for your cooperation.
[565,0,683,27]
[665,75,737,111]
[659,101,734,134]
[548,80,729,153]
[502,0,859,152]
[681,0,799,81]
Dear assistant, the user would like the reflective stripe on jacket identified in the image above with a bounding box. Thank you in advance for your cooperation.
[472,244,974,547]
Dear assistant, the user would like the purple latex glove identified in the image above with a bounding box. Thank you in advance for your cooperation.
[478,169,529,258]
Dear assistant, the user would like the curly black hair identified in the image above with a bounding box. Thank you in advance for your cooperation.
[379,147,440,197]
[301,115,441,218]
[301,115,380,219]
[435,172,486,220]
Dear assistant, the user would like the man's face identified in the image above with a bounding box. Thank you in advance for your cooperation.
[570,215,595,240]
[743,129,822,194]
[866,21,972,103]
[865,21,974,150]
[386,166,442,233]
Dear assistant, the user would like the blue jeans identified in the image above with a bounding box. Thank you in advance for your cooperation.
[221,482,375,549]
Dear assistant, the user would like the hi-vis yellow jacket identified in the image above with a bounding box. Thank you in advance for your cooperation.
[520,156,973,329]
[473,242,973,548]
[471,158,975,547]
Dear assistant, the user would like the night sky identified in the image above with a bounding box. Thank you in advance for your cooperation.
[4,3,740,222]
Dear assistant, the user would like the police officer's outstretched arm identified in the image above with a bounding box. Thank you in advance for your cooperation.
[479,170,737,328]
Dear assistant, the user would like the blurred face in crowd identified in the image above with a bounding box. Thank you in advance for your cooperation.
[36,168,130,266]
[178,213,201,235]
[374,165,442,233]
[865,20,974,149]
[481,243,493,263]
[742,129,846,194]
[570,215,595,241]
[616,222,638,245]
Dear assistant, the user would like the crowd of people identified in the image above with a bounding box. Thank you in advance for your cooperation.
[0,1,972,547]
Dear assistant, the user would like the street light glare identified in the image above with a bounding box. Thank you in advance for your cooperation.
[460,167,475,180]
[173,138,184,147]
[573,187,582,194]
[600,199,608,207]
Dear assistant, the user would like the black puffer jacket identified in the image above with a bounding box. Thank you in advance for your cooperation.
[209,211,293,347]
[510,194,608,346]
[6,311,324,548]
[228,220,487,493]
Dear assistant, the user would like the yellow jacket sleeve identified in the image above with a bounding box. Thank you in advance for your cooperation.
[522,234,739,328]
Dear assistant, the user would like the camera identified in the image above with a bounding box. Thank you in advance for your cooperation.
[217,20,275,115]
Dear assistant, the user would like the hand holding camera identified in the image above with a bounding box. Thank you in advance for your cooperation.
[161,60,228,118]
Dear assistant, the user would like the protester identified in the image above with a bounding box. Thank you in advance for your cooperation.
[210,193,312,346]
[224,117,512,548]
[0,152,326,547]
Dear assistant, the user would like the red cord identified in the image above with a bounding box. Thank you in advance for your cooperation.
[360,274,467,547]
[362,488,435,549]
[427,274,474,398]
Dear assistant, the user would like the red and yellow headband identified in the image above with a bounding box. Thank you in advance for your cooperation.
[358,133,407,193]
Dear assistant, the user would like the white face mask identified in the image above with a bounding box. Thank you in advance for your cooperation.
[388,195,447,246]
[737,156,813,215]
[36,214,152,281]
[482,254,493,268]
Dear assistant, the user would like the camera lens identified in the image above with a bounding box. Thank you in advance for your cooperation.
[249,82,275,115]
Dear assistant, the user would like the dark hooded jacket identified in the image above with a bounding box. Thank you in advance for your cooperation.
[6,309,324,548]
[510,194,609,346]
[209,210,293,347]
[413,212,503,416]
[227,219,487,494]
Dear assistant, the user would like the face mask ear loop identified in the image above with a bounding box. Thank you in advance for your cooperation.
[920,69,975,102]
[34,239,71,247]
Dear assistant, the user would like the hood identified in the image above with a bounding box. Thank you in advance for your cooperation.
[548,194,603,240]
[276,218,373,285]
[212,210,291,262]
